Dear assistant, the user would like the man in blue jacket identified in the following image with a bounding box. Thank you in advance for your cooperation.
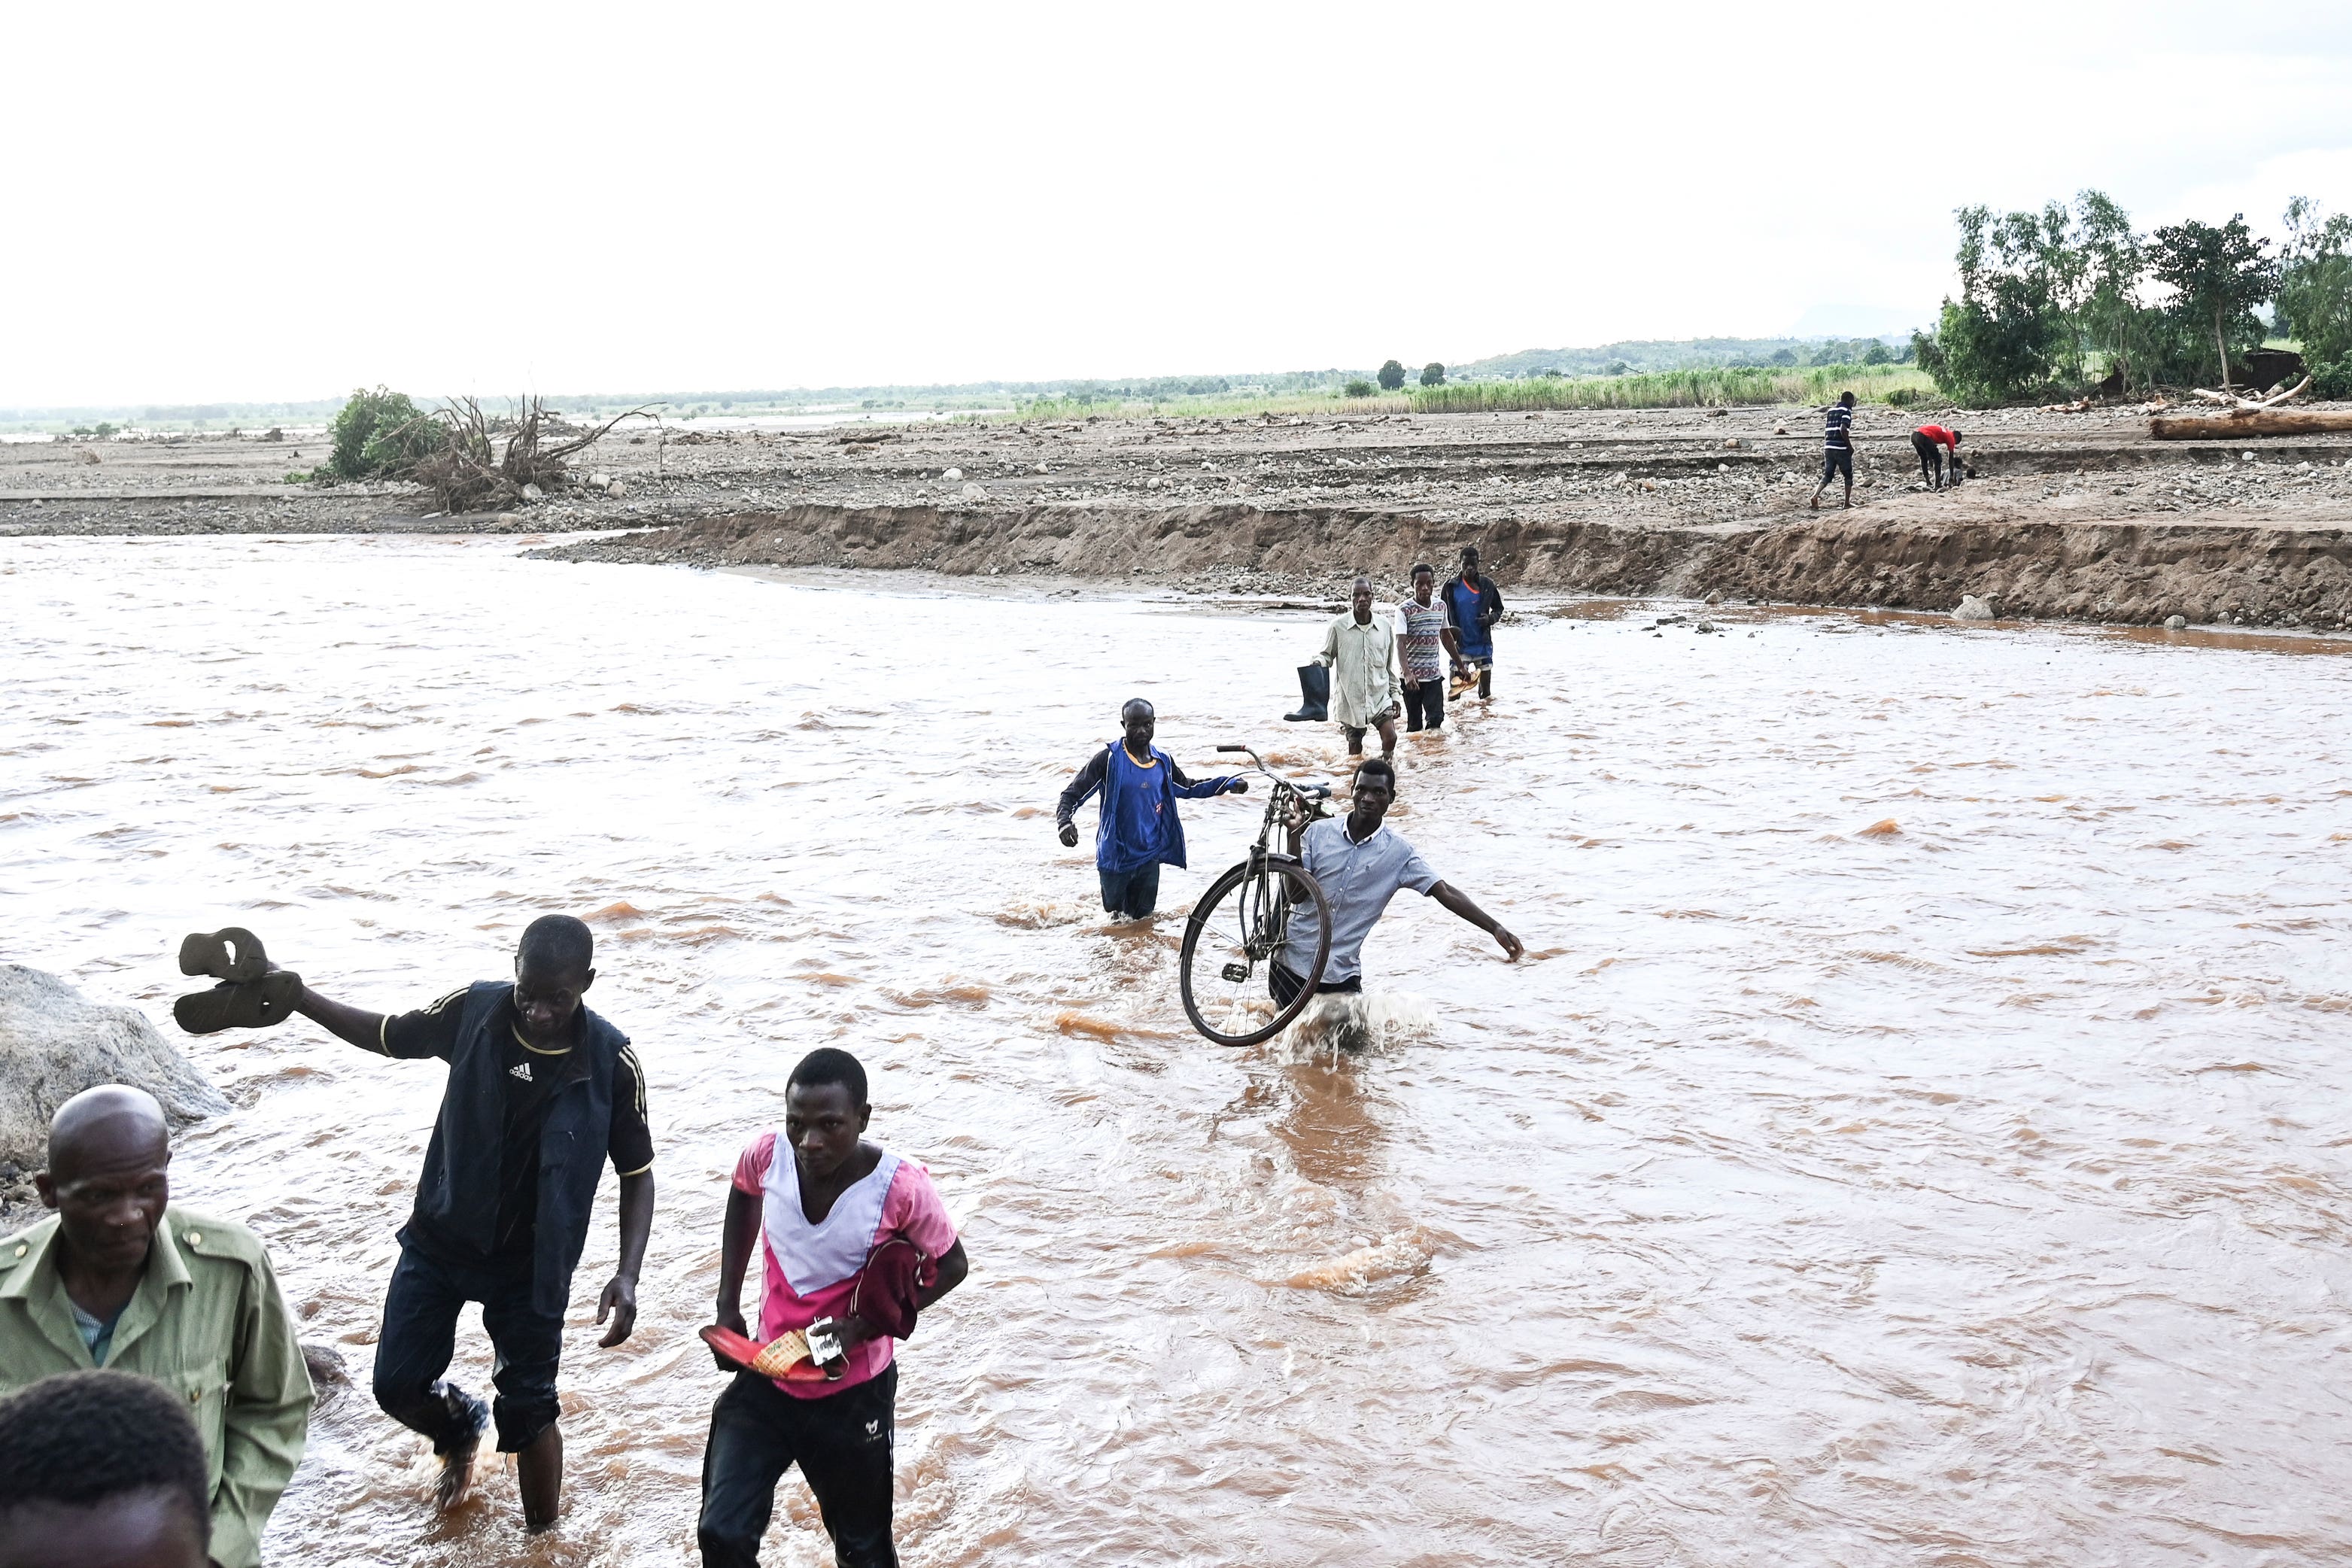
[1444,546,1505,700]
[1056,699,1249,919]
[287,914,655,1535]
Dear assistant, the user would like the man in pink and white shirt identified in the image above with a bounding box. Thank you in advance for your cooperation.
[699,1049,968,1568]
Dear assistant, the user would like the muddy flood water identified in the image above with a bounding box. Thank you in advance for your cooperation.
[5,534,2350,1566]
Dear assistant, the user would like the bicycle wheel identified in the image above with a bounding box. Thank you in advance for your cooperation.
[1179,855,1332,1047]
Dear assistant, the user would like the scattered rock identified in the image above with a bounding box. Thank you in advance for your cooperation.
[1703,590,1724,605]
[77,448,99,466]
[606,481,628,500]
[0,965,226,1181]
[2165,614,2187,629]
[301,1341,351,1404]
[589,472,611,489]
[941,468,964,482]
[1773,423,1789,436]
[1953,594,1995,621]
[961,483,988,502]
[1722,437,1741,450]
[521,483,545,503]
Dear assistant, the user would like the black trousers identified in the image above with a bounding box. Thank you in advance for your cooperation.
[373,1241,561,1454]
[1911,432,1949,487]
[699,1366,898,1568]
[1269,964,1363,1008]
[1402,679,1445,731]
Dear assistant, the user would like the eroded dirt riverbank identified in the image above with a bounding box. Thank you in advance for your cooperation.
[10,406,2352,626]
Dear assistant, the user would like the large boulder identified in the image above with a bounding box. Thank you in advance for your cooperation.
[0,964,227,1179]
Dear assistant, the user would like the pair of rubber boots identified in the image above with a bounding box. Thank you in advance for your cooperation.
[1284,664,1329,722]
[172,927,301,1035]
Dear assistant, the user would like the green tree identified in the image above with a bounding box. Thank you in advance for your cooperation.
[2147,214,2281,389]
[2068,190,2159,393]
[1916,203,2077,403]
[1860,340,1892,365]
[327,387,444,480]
[1342,378,1376,397]
[1420,361,1445,386]
[1376,359,1406,391]
[2278,196,2352,369]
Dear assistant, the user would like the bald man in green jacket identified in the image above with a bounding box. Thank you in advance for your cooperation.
[0,1086,311,1568]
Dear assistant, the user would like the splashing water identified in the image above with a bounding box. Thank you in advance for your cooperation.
[3,537,2350,1564]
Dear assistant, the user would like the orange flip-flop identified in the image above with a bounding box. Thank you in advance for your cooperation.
[700,1324,831,1381]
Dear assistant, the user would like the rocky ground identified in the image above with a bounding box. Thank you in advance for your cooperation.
[8,404,2352,625]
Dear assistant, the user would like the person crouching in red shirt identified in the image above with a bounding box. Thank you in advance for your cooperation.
[1911,424,1963,491]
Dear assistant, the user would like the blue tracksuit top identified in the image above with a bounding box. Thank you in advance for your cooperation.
[1057,742,1238,874]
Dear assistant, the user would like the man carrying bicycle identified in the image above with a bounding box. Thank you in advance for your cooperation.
[1273,758,1522,1006]
[1057,698,1249,920]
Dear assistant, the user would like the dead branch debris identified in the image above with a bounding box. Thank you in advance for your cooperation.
[409,397,649,512]
[2189,375,2313,414]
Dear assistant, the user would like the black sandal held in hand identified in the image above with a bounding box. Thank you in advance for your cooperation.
[178,927,272,983]
[173,971,302,1035]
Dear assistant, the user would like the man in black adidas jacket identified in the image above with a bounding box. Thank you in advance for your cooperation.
[289,914,655,1534]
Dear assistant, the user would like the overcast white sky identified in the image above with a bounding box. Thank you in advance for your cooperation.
[7,2,2350,406]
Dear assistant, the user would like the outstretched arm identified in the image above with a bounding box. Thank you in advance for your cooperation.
[291,984,390,1053]
[1168,762,1247,800]
[1430,880,1522,960]
[596,1170,654,1348]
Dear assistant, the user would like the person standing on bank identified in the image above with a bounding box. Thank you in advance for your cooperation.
[1319,576,1402,759]
[287,913,655,1534]
[0,1087,311,1568]
[1271,757,1523,1007]
[1810,390,1858,510]
[700,1048,969,1568]
[1056,698,1249,921]
[1443,547,1504,700]
[1396,564,1460,734]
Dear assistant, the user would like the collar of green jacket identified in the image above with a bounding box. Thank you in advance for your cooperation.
[3,1205,202,1366]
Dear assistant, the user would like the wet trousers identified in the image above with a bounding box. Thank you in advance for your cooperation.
[699,1366,899,1568]
[1402,679,1445,731]
[373,1241,562,1454]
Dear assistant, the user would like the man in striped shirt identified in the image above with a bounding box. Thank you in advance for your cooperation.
[1810,391,1858,511]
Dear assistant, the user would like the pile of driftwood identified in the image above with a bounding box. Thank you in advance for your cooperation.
[409,397,646,512]
[2150,376,2352,439]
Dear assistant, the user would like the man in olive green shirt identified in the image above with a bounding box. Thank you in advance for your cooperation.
[0,1086,309,1568]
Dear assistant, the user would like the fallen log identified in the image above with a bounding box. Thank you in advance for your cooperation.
[2150,408,2352,440]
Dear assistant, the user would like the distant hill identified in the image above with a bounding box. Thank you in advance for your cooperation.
[1458,336,1909,379]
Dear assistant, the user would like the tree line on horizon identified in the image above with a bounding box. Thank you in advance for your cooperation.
[1915,193,2352,404]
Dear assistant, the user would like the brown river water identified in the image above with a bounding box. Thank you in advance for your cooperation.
[5,534,2351,1566]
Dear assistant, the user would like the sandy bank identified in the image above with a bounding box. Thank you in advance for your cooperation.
[11,406,2352,627]
[535,502,2352,630]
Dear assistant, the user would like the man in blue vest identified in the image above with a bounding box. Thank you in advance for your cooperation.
[1055,698,1250,920]
[287,914,655,1534]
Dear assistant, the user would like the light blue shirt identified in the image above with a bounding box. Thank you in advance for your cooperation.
[1281,818,1440,983]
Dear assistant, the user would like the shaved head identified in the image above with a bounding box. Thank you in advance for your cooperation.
[37,1086,172,1278]
[47,1086,169,1184]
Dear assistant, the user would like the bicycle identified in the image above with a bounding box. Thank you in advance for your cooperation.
[1178,744,1337,1047]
